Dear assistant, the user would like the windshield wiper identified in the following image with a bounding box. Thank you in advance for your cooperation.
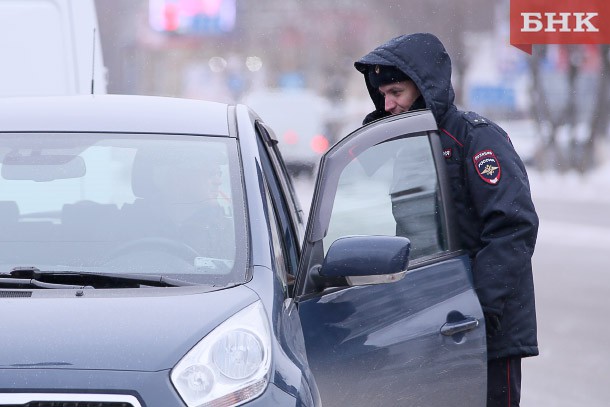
[3,266,194,288]
[0,277,94,290]
[70,272,195,287]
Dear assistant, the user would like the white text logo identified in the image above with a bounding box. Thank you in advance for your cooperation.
[521,12,599,33]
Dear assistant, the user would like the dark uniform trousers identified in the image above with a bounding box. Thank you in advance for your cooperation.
[487,357,522,407]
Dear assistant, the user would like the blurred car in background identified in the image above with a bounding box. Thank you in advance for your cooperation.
[242,88,331,177]
[0,95,487,407]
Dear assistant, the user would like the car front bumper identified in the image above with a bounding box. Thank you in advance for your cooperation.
[0,368,300,407]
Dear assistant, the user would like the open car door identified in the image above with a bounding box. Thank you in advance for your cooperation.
[295,110,487,406]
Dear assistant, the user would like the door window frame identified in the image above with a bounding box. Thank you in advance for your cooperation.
[295,110,462,297]
[255,123,301,286]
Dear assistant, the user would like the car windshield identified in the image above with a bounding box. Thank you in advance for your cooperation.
[0,133,246,286]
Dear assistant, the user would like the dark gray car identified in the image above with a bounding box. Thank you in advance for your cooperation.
[0,95,486,406]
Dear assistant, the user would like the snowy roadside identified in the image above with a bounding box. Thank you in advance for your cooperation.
[500,119,610,205]
[528,163,610,204]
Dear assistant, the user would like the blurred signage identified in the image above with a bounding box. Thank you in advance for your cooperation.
[149,0,236,35]
[469,86,515,110]
[510,0,610,54]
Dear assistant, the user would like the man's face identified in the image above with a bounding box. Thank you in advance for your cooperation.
[379,80,421,115]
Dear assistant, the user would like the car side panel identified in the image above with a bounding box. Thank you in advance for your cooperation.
[298,255,486,407]
[238,105,320,405]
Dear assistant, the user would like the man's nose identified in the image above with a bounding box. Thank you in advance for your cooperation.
[384,96,395,112]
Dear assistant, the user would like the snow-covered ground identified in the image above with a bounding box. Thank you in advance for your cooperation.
[528,161,610,204]
[503,119,610,205]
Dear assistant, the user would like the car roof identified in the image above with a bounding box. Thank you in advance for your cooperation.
[0,94,232,136]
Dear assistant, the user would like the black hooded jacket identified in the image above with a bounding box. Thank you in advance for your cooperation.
[355,33,539,360]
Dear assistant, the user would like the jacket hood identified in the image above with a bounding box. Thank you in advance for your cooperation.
[355,33,455,124]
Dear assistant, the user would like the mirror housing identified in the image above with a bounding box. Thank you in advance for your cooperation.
[1,153,85,181]
[319,235,410,286]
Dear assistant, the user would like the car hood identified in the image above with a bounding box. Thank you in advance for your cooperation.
[0,285,259,372]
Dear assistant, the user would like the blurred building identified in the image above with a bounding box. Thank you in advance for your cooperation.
[95,0,494,105]
[96,0,366,101]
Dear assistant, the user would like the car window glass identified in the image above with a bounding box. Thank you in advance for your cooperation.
[262,181,289,296]
[324,135,447,260]
[256,121,305,232]
[256,134,300,275]
[0,133,246,284]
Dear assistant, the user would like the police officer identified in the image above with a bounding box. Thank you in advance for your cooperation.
[355,33,539,407]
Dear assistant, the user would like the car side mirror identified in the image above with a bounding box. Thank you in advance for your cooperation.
[319,235,410,287]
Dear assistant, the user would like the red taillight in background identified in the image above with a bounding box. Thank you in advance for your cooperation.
[283,130,299,145]
[310,134,329,154]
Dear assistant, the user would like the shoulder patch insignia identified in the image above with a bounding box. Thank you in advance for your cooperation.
[473,149,501,185]
[443,148,452,159]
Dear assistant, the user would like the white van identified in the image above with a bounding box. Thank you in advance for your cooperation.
[0,0,106,96]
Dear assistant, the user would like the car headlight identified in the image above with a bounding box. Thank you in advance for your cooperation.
[171,301,272,407]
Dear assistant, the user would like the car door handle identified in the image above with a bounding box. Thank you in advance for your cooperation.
[440,317,479,336]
